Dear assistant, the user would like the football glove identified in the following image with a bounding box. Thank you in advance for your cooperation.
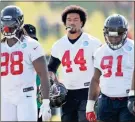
[86,100,96,122]
[39,99,51,121]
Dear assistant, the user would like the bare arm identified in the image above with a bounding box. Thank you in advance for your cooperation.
[48,71,59,84]
[48,55,61,84]
[88,68,101,101]
[86,68,101,114]
[33,56,49,99]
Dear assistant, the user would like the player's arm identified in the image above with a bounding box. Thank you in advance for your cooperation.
[86,68,101,122]
[88,68,101,100]
[33,56,51,121]
[48,56,68,108]
[29,40,51,121]
[48,55,61,84]
[128,69,135,115]
[33,57,49,99]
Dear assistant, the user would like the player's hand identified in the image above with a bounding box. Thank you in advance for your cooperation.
[86,111,96,122]
[86,100,96,122]
[128,90,135,116]
[39,99,51,121]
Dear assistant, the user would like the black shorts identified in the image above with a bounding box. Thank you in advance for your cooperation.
[61,88,89,122]
[97,93,135,122]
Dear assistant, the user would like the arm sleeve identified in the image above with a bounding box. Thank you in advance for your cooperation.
[48,56,61,73]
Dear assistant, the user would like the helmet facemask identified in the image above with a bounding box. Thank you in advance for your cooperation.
[1,18,22,39]
[104,27,127,50]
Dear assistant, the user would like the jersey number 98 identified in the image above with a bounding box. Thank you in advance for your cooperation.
[1,51,23,76]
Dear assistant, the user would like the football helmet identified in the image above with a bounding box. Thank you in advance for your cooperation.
[49,81,68,108]
[128,96,135,115]
[1,5,24,39]
[103,14,128,50]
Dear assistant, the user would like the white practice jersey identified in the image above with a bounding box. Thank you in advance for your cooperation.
[1,36,44,103]
[51,32,102,89]
[94,38,134,97]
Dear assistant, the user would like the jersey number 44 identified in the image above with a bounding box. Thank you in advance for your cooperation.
[62,49,87,73]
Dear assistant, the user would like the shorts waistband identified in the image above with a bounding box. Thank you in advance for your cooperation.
[101,93,128,100]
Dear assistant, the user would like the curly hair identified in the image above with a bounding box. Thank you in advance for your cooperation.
[61,5,87,28]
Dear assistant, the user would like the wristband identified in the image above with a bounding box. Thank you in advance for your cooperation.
[86,100,95,112]
[128,90,135,96]
[42,99,50,105]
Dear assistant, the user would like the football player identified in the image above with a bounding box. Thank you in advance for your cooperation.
[128,70,135,116]
[86,14,135,122]
[1,5,51,121]
[48,5,102,122]
[23,23,43,122]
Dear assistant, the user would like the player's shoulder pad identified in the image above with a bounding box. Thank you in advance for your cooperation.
[94,44,106,55]
[22,35,41,48]
[123,38,134,52]
[127,38,134,45]
[51,35,67,49]
[84,33,102,45]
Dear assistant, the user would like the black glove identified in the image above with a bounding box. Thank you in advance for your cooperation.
[128,96,135,116]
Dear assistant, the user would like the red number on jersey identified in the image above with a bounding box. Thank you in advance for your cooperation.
[100,55,123,77]
[62,49,87,73]
[115,55,123,76]
[61,50,72,73]
[1,52,9,76]
[100,56,113,77]
[1,51,23,76]
[74,49,87,71]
